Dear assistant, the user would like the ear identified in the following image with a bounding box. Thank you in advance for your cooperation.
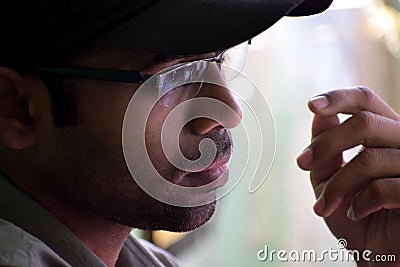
[0,67,36,149]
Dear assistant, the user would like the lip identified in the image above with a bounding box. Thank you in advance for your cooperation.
[179,157,230,187]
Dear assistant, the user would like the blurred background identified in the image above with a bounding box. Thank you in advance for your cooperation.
[137,0,400,266]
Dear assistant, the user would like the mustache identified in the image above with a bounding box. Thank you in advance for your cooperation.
[181,128,232,168]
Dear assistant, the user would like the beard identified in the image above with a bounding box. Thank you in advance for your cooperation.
[37,124,231,232]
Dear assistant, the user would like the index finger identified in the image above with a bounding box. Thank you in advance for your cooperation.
[310,115,343,188]
[297,114,344,189]
[312,114,340,139]
[308,87,400,121]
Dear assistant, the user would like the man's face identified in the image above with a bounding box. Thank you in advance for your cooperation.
[34,48,242,231]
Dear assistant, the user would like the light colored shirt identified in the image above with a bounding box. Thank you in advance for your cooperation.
[0,175,180,267]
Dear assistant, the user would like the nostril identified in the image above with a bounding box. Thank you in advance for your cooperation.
[189,118,221,135]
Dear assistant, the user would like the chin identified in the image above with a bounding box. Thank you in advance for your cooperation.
[154,201,217,232]
[109,200,217,232]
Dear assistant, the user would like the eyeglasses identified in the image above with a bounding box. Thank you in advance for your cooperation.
[34,41,249,107]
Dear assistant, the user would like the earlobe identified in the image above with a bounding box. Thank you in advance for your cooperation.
[0,118,36,149]
[0,67,36,149]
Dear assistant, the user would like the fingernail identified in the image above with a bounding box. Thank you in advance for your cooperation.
[297,148,313,168]
[313,195,326,216]
[309,95,329,110]
[347,206,356,221]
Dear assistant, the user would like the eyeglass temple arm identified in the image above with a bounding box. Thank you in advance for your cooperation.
[34,67,145,84]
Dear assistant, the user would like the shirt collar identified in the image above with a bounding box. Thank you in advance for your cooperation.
[0,175,107,266]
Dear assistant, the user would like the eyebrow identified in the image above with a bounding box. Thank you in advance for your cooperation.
[151,50,222,66]
[151,54,198,65]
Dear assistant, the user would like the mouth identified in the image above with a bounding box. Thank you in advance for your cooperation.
[178,157,230,187]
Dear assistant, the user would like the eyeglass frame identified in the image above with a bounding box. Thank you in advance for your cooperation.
[33,49,230,85]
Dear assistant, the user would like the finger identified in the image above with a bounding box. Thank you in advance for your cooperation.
[308,87,400,121]
[298,115,344,188]
[313,148,400,217]
[298,111,400,171]
[311,115,344,188]
[297,114,341,170]
[311,114,340,138]
[348,178,400,221]
[310,157,344,189]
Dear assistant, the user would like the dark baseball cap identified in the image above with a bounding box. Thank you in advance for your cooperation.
[1,0,333,69]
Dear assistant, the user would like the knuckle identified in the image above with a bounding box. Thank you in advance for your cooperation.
[353,111,383,135]
[368,180,387,204]
[392,149,400,163]
[356,86,376,105]
[355,149,378,170]
[352,111,375,132]
[352,111,384,146]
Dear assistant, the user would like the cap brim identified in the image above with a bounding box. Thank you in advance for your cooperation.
[288,0,333,16]
[96,0,333,55]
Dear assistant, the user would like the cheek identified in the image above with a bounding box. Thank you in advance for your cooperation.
[144,103,175,170]
[77,82,139,155]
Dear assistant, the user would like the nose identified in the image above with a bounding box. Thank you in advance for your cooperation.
[187,78,243,135]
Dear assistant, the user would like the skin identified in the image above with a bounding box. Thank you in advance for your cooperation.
[297,87,400,267]
[0,49,242,266]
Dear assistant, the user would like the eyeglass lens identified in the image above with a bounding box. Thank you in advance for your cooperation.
[152,41,248,107]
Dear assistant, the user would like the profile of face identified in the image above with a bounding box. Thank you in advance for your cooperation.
[16,48,243,232]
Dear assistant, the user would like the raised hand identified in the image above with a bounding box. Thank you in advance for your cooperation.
[297,87,400,266]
